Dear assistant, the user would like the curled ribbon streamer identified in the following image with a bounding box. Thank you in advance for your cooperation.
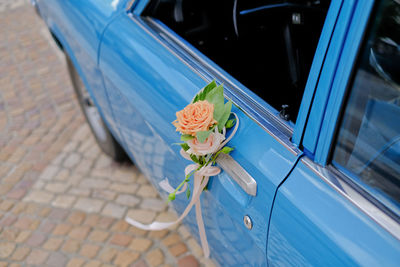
[125,113,239,258]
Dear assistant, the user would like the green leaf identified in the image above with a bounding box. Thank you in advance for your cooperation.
[218,101,232,131]
[180,143,190,151]
[193,80,217,103]
[225,119,235,129]
[205,84,225,126]
[190,154,200,164]
[221,146,234,154]
[181,134,194,141]
[186,188,191,199]
[205,84,224,107]
[196,129,213,143]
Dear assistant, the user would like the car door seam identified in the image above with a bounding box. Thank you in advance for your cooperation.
[265,151,305,265]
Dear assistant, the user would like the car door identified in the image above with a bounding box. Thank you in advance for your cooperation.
[268,0,400,265]
[98,0,337,265]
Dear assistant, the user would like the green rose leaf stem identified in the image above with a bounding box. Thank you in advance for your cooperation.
[125,81,239,259]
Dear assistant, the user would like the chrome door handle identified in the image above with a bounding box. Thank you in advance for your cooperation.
[216,154,257,196]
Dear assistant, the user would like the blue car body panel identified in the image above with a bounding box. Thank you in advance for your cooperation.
[36,0,131,140]
[267,160,400,267]
[99,12,300,265]
[34,0,400,266]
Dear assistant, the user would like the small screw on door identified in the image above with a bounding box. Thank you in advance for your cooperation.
[243,215,253,230]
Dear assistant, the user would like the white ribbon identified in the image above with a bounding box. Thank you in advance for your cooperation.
[125,113,239,258]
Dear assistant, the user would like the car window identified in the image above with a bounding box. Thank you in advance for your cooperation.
[143,0,332,122]
[332,0,400,214]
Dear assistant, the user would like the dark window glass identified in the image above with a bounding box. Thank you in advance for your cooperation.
[145,0,332,122]
[332,0,400,212]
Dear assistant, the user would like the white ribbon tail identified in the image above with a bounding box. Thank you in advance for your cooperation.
[219,112,239,150]
[196,194,210,258]
[158,178,187,195]
[126,114,238,258]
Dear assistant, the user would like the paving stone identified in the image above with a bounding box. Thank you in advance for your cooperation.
[15,230,31,243]
[0,199,15,211]
[162,234,182,247]
[131,260,149,267]
[84,260,102,267]
[39,165,59,180]
[7,188,27,199]
[92,189,116,201]
[63,152,81,168]
[114,250,140,266]
[14,216,39,230]
[26,232,47,246]
[126,209,156,224]
[178,255,199,267]
[97,217,115,229]
[80,178,110,189]
[11,247,31,261]
[102,203,126,219]
[67,258,86,267]
[74,198,104,213]
[111,220,130,232]
[130,238,153,252]
[62,239,82,253]
[26,249,49,265]
[69,187,91,197]
[46,252,68,267]
[116,194,140,207]
[110,183,139,194]
[98,247,118,263]
[38,221,56,234]
[128,226,148,237]
[136,185,158,198]
[110,233,133,247]
[54,168,70,181]
[45,182,69,193]
[155,211,178,222]
[88,229,110,243]
[0,214,17,227]
[146,249,164,267]
[68,211,86,225]
[68,225,91,240]
[0,242,16,258]
[48,208,70,221]
[148,229,169,239]
[25,190,54,203]
[52,223,72,236]
[140,198,166,212]
[43,237,64,251]
[80,244,100,259]
[11,202,27,214]
[0,228,19,241]
[178,225,191,240]
[169,242,188,257]
[52,194,77,208]
[83,214,100,227]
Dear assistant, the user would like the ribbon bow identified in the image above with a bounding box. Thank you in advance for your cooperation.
[126,114,239,258]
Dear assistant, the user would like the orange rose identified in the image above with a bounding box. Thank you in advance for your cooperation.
[172,100,217,136]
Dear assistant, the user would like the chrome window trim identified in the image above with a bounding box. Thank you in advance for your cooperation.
[302,157,400,241]
[127,14,300,155]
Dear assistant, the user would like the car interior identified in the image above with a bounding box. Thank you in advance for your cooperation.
[144,0,332,122]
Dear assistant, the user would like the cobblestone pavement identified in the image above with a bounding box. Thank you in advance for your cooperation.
[0,2,216,267]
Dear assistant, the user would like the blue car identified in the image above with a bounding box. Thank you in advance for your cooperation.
[33,0,400,266]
